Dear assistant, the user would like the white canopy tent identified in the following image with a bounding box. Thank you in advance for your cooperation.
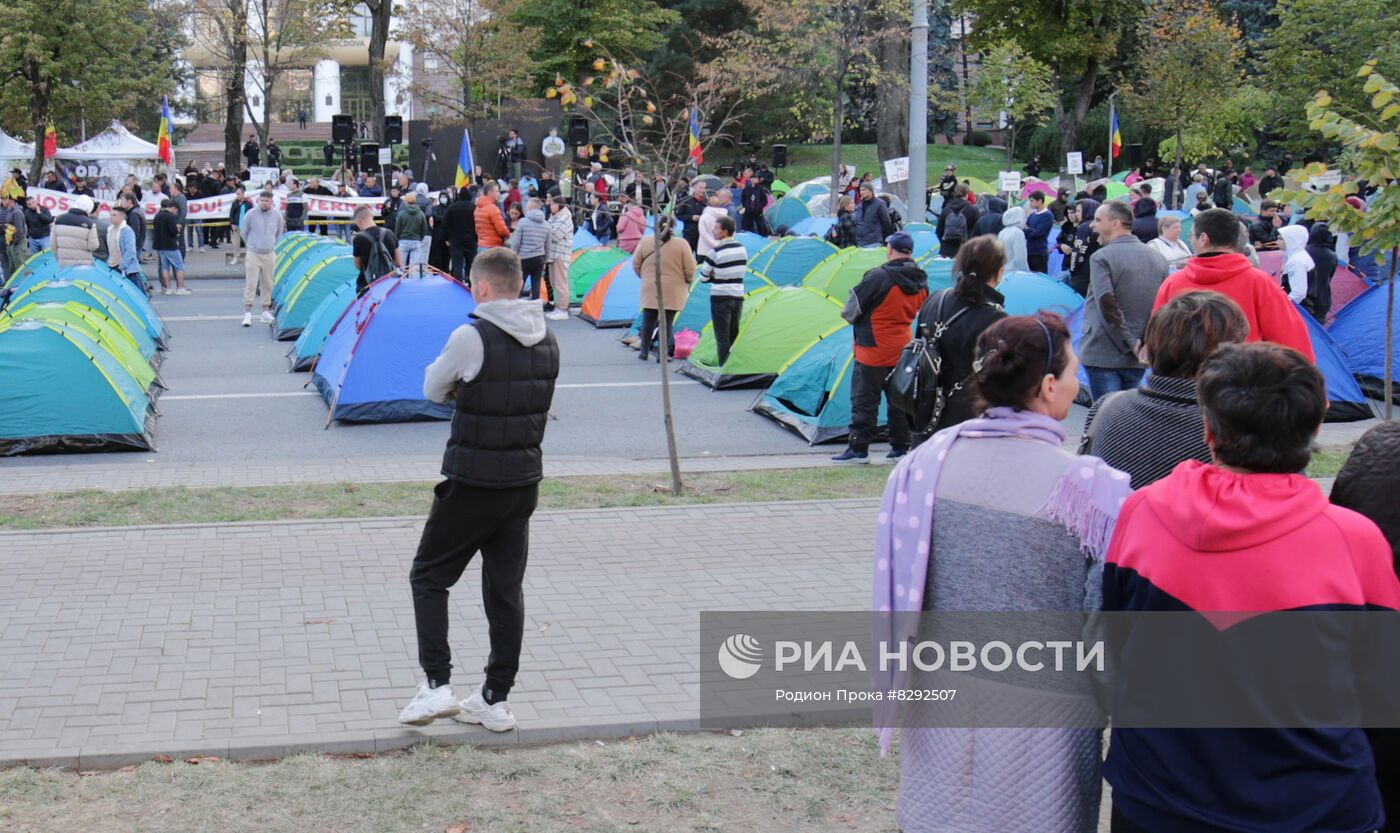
[0,129,35,170]
[54,121,158,160]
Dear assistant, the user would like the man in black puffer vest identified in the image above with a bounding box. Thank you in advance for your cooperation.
[398,247,560,732]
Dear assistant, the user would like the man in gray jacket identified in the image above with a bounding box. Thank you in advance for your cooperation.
[508,197,550,301]
[1081,201,1169,401]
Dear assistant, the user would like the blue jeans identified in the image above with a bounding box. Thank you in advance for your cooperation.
[400,239,424,267]
[28,237,49,255]
[1085,366,1145,402]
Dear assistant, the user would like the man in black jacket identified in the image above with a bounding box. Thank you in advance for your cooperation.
[444,188,477,281]
[1257,166,1284,198]
[675,182,707,253]
[23,196,53,254]
[243,135,261,168]
[398,247,559,732]
[854,184,894,246]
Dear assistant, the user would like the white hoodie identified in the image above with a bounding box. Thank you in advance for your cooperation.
[1278,224,1313,304]
[697,205,729,261]
[422,298,548,403]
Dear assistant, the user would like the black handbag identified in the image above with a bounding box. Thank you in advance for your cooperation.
[885,289,972,433]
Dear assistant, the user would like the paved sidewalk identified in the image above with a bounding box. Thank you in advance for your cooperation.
[0,452,835,495]
[0,499,874,769]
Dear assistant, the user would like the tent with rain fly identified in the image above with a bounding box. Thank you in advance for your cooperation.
[1328,283,1400,403]
[751,327,885,444]
[569,247,628,305]
[749,237,838,286]
[680,285,846,388]
[764,196,812,233]
[311,272,478,423]
[801,247,891,297]
[288,280,358,371]
[272,240,350,299]
[1294,303,1373,422]
[669,269,775,335]
[997,271,1085,317]
[273,255,358,339]
[6,263,167,345]
[573,226,601,250]
[0,319,154,454]
[579,259,644,328]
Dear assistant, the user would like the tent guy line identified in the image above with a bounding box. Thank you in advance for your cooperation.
[159,381,702,401]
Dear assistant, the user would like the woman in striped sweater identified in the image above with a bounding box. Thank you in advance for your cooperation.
[1079,290,1249,488]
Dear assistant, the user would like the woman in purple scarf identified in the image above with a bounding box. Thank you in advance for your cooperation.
[873,313,1132,833]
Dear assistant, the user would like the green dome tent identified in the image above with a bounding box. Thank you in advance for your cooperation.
[679,285,846,388]
[801,247,890,297]
[749,237,840,286]
[0,319,154,454]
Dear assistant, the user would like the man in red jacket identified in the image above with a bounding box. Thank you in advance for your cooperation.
[832,232,928,463]
[1152,208,1313,360]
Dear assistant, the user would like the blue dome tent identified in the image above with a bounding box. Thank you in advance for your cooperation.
[749,237,840,286]
[573,226,601,250]
[5,264,166,346]
[751,328,885,444]
[788,216,838,239]
[0,319,154,454]
[1293,303,1373,422]
[764,196,812,233]
[1328,283,1400,403]
[311,272,478,423]
[735,231,767,253]
[998,271,1086,317]
[272,241,350,307]
[3,250,58,288]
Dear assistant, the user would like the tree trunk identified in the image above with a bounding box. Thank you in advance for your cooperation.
[1386,251,1397,420]
[367,0,393,143]
[224,4,248,172]
[27,66,48,183]
[830,59,847,213]
[875,21,910,201]
[651,204,684,495]
[1005,122,1014,170]
[1059,59,1099,161]
[1173,104,1183,173]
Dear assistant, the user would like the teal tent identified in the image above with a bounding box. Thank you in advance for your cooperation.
[273,255,358,340]
[0,319,154,454]
[7,264,166,346]
[5,276,160,356]
[679,285,847,388]
[763,196,812,234]
[272,241,351,307]
[749,237,839,286]
[671,270,775,335]
[751,327,885,444]
[3,250,58,288]
[288,281,358,371]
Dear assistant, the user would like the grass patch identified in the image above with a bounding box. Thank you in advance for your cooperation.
[780,143,1007,189]
[0,466,890,531]
[1306,449,1350,479]
[0,729,899,833]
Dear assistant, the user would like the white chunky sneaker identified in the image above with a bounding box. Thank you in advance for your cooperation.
[175,287,191,295]
[260,309,274,324]
[545,309,568,321]
[397,682,459,726]
[451,689,516,732]
[241,312,252,327]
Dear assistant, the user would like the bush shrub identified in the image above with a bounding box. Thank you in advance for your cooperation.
[966,130,994,147]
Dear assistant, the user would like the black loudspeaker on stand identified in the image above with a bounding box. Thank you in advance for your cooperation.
[360,142,380,171]
[331,115,355,145]
[568,117,589,147]
[383,116,403,145]
[772,144,788,168]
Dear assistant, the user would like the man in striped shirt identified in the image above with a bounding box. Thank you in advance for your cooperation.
[698,215,747,366]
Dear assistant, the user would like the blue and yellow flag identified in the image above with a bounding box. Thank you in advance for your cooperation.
[454,128,474,189]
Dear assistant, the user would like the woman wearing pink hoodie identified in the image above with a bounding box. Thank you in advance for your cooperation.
[615,196,647,254]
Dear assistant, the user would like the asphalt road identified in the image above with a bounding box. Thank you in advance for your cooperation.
[5,273,833,470]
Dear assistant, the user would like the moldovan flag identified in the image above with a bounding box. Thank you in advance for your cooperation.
[42,125,57,159]
[157,97,174,166]
[688,109,703,165]
[1110,109,1122,160]
[455,128,474,189]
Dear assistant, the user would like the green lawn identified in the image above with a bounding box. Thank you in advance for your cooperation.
[777,143,1007,189]
[0,467,892,530]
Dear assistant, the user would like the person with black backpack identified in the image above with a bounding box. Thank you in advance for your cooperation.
[899,235,1010,445]
[826,196,859,248]
[351,205,402,294]
[937,183,978,258]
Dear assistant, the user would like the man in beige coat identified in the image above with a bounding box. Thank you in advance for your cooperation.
[631,216,696,361]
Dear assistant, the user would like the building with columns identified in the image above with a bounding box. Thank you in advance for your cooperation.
[179,2,415,127]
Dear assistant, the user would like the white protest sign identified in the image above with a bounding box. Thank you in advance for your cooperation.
[378,148,392,166]
[998,171,1022,194]
[1307,169,1342,190]
[1066,152,1083,175]
[247,167,280,188]
[882,156,910,184]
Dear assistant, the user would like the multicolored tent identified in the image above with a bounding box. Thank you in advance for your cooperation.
[2,300,159,389]
[671,269,775,335]
[680,285,846,388]
[752,327,885,444]
[579,259,644,328]
[750,237,839,286]
[788,216,837,238]
[573,226,602,250]
[5,274,159,355]
[0,318,154,454]
[312,272,477,423]
[570,247,629,306]
[6,264,166,345]
[273,239,349,294]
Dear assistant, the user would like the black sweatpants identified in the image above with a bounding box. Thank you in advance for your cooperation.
[710,295,743,366]
[638,308,677,360]
[410,479,538,697]
[1027,253,1048,274]
[848,359,910,453]
[520,255,545,300]
[449,241,474,283]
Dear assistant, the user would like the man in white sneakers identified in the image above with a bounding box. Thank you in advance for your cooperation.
[398,248,560,731]
[239,190,285,327]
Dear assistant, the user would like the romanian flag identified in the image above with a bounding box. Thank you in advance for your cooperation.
[42,124,57,159]
[688,109,703,165]
[454,127,474,189]
[1110,109,1122,160]
[157,96,174,166]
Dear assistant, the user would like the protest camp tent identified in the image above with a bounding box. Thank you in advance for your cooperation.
[573,226,602,250]
[680,285,846,388]
[751,327,886,444]
[0,300,159,389]
[570,247,629,305]
[0,318,154,454]
[1326,266,1372,326]
[8,263,167,346]
[275,231,317,255]
[749,237,838,286]
[5,270,160,355]
[802,247,891,297]
[311,271,477,423]
[787,178,832,204]
[288,281,358,371]
[962,177,995,197]
[787,215,836,240]
[273,240,350,297]
[764,196,812,233]
[1293,303,1373,422]
[913,256,956,294]
[579,259,644,328]
[997,271,1086,317]
[908,227,939,258]
[273,255,358,340]
[3,250,58,288]
[671,269,775,335]
[735,231,768,253]
[1327,283,1400,403]
[1110,171,1130,183]
[770,180,791,197]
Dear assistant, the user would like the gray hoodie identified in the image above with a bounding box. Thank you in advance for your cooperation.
[509,207,550,259]
[423,299,548,402]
